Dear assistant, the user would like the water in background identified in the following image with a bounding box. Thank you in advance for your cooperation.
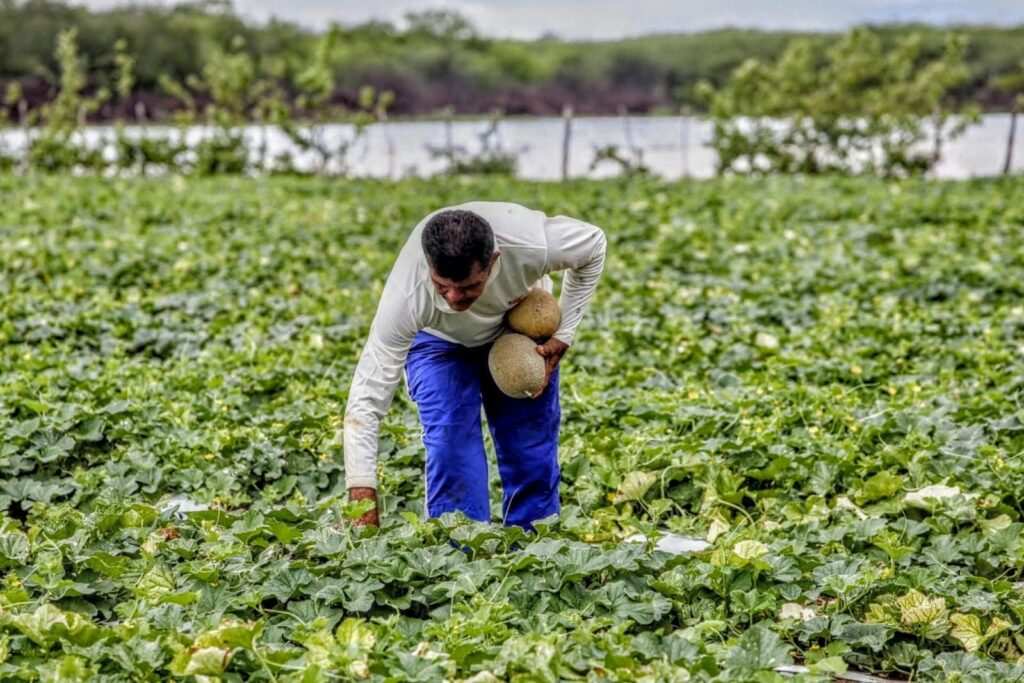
[1,114,1020,179]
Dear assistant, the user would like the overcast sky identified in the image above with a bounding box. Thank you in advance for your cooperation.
[72,0,1024,39]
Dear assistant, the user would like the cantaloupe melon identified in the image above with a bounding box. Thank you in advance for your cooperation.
[507,288,560,340]
[488,333,546,398]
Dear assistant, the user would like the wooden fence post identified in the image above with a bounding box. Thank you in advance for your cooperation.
[619,104,639,167]
[680,105,690,178]
[443,105,454,171]
[444,106,453,150]
[379,105,396,179]
[1004,103,1019,175]
[256,111,268,173]
[561,105,573,181]
[18,99,29,171]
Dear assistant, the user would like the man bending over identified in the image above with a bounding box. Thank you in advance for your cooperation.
[344,202,606,528]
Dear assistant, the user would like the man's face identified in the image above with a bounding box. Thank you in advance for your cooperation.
[429,252,499,311]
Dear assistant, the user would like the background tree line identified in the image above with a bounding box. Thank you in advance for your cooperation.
[1,0,1023,122]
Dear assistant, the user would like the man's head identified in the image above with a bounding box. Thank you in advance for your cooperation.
[422,209,499,311]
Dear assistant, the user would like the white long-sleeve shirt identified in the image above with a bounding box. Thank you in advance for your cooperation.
[343,201,607,490]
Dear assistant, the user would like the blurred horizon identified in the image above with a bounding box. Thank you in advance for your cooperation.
[71,0,1024,40]
[2,0,1022,121]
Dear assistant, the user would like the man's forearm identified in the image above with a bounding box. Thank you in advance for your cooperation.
[547,220,607,345]
[343,402,383,490]
[349,487,379,526]
[343,315,419,491]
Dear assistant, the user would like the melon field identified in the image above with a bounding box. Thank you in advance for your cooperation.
[2,173,1024,681]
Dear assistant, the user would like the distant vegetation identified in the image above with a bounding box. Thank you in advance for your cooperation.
[700,29,981,176]
[1,0,1023,121]
[0,0,1020,178]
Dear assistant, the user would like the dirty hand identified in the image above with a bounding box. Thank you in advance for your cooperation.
[348,487,379,527]
[534,338,569,397]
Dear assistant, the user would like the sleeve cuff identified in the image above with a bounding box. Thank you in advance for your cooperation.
[552,331,575,346]
[346,475,378,490]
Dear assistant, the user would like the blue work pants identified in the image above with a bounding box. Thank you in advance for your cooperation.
[404,331,561,529]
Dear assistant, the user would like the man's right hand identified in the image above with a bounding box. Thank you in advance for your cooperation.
[348,487,379,527]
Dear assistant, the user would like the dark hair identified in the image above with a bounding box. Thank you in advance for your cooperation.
[421,209,494,281]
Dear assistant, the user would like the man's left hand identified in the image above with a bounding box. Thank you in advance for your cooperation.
[534,338,569,397]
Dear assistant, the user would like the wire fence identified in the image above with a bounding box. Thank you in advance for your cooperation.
[0,110,1020,179]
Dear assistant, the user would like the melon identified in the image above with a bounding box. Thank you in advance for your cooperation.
[507,288,561,340]
[488,333,546,398]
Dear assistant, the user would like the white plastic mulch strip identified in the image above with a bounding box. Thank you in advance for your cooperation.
[624,531,711,554]
[160,495,211,516]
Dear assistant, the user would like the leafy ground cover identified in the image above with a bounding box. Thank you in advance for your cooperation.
[1,173,1023,681]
